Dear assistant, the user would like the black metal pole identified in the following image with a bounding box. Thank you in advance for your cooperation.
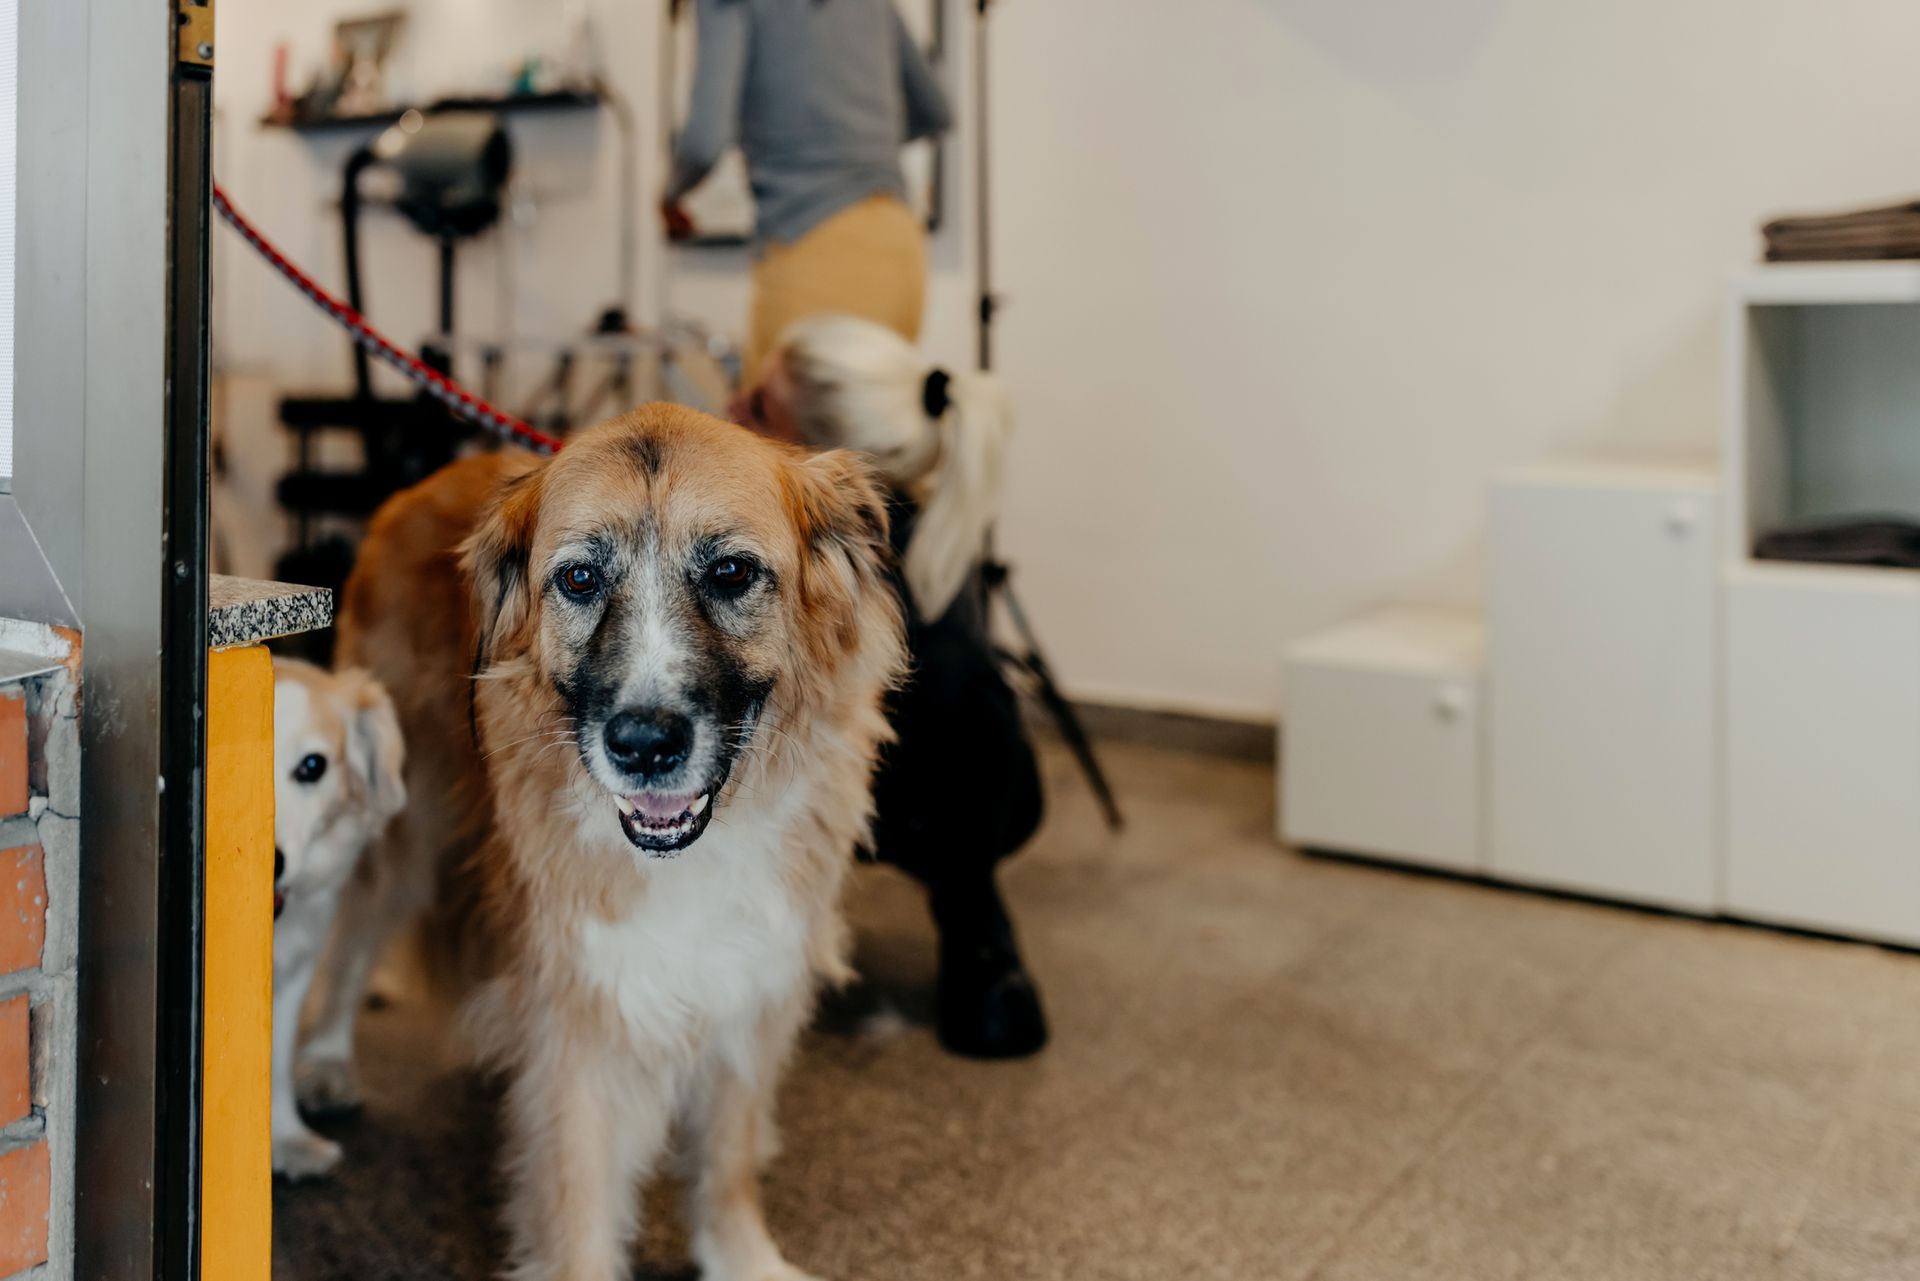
[341,146,376,399]
[969,0,1123,830]
[974,0,994,371]
[438,234,457,337]
[156,9,215,1276]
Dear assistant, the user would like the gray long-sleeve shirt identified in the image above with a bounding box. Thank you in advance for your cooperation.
[669,0,953,250]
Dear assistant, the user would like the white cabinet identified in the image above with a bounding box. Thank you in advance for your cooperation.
[1282,606,1484,873]
[1718,264,1920,944]
[1488,461,1719,910]
[1724,563,1920,945]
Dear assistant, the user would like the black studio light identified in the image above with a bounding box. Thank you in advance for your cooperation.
[272,108,515,631]
[368,109,513,240]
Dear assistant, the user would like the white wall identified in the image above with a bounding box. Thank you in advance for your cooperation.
[985,0,1920,719]
[215,0,1920,721]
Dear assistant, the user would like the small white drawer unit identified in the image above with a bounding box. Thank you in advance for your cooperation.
[1281,606,1485,873]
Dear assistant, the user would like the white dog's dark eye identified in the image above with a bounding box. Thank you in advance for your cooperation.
[558,563,602,599]
[706,556,757,595]
[293,753,327,784]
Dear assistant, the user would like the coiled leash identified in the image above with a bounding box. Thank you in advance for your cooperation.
[212,183,566,456]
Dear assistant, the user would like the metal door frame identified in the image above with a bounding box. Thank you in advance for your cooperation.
[11,2,213,1276]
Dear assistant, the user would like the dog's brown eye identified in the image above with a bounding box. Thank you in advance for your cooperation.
[706,556,756,595]
[558,563,602,599]
[293,753,327,785]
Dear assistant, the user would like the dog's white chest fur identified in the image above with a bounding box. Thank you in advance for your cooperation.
[575,813,815,1063]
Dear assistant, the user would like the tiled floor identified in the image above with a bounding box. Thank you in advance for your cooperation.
[275,738,1920,1280]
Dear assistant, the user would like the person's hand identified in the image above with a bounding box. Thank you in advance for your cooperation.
[660,198,696,242]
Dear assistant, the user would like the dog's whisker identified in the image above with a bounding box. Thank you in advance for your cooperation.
[485,729,575,753]
[483,728,580,761]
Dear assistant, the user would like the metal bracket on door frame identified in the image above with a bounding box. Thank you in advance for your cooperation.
[177,0,213,67]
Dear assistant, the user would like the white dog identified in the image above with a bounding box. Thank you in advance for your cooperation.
[270,657,407,1180]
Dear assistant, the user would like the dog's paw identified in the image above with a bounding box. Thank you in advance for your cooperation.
[295,1056,363,1117]
[272,1130,342,1181]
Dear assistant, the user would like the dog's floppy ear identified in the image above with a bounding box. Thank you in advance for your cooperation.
[791,447,892,591]
[340,669,407,822]
[460,458,547,667]
[786,447,900,668]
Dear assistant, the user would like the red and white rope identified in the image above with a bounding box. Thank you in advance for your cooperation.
[212,183,565,455]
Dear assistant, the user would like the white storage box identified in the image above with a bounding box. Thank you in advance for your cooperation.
[1281,606,1484,873]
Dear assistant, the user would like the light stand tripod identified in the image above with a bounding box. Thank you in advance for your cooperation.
[971,0,1123,831]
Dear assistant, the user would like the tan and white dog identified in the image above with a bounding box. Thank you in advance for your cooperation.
[270,658,407,1179]
[308,405,905,1281]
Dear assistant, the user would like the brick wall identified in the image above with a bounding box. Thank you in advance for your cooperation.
[0,624,80,1281]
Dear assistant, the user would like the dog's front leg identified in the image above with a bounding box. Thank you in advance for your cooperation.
[296,849,408,1115]
[500,1026,669,1281]
[271,954,341,1180]
[688,1005,822,1281]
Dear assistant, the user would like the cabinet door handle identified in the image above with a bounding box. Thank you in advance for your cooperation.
[1433,687,1468,722]
[1666,500,1698,538]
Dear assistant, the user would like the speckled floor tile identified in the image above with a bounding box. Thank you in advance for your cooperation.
[1310,1036,1837,1281]
[1769,1113,1920,1280]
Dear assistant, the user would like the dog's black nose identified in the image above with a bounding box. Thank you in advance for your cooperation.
[274,847,285,883]
[604,709,693,779]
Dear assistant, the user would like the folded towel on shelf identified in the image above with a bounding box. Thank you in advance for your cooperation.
[1754,516,1920,569]
[1762,201,1920,261]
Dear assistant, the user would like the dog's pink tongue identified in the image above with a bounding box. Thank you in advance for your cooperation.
[630,791,697,819]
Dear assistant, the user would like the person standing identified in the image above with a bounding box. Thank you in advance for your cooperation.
[664,0,952,382]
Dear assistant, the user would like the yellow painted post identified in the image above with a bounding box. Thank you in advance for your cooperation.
[203,643,274,1280]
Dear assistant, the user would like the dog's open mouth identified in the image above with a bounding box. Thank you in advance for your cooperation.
[616,790,714,854]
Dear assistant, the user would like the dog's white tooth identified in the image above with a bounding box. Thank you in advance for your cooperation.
[617,796,638,816]
[690,793,709,816]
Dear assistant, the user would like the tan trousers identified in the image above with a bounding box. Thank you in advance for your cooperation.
[743,194,927,384]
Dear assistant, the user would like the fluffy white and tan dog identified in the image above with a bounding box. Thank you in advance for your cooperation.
[308,405,904,1280]
[269,657,407,1179]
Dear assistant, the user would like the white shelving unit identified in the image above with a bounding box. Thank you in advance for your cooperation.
[1723,263,1920,561]
[1721,262,1920,944]
[1732,261,1920,306]
[1281,263,1920,945]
